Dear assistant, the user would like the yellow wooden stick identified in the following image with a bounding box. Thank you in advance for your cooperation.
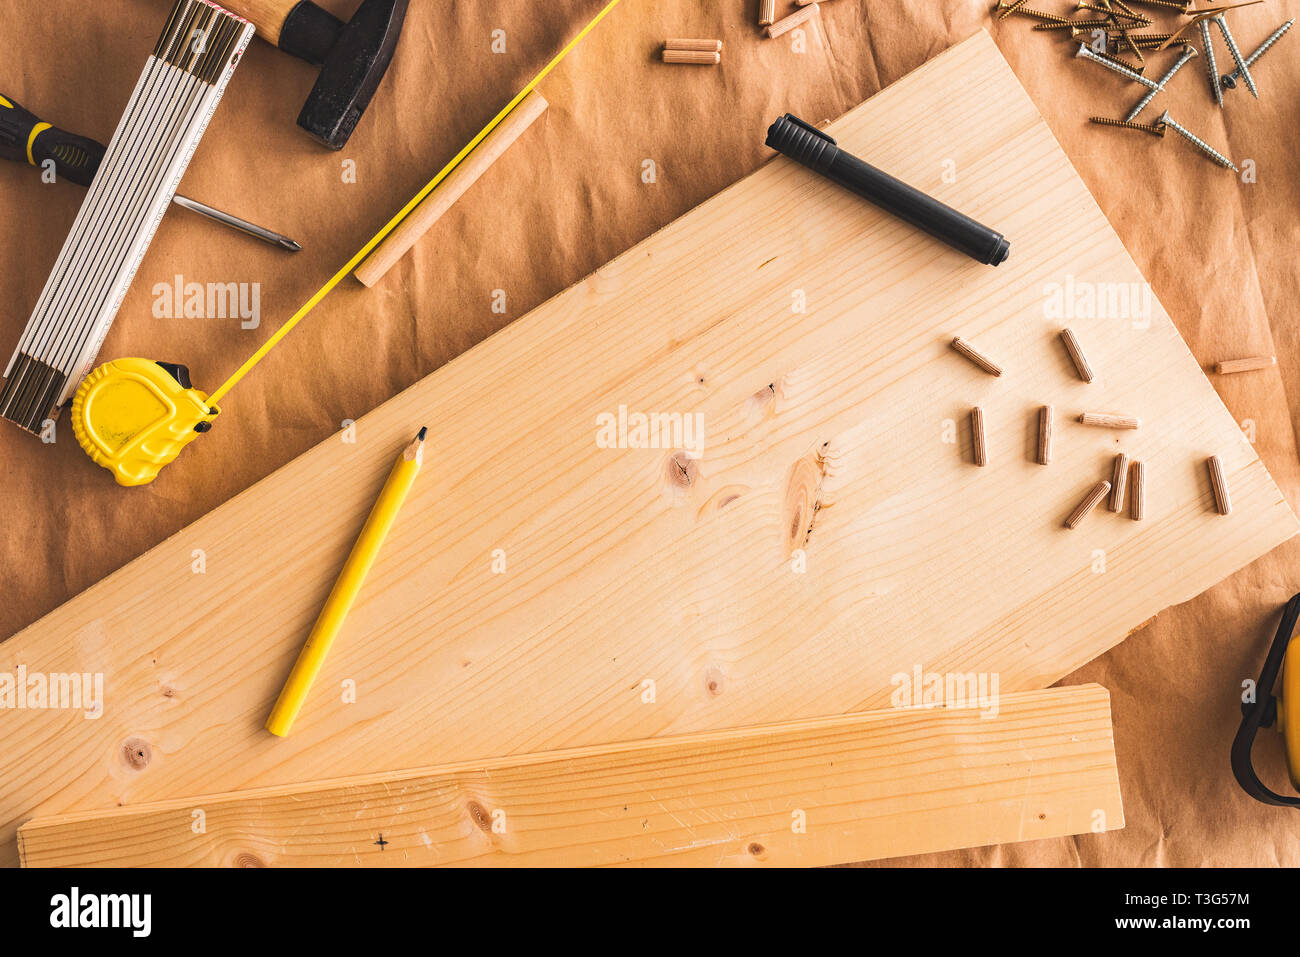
[265,427,427,737]
[206,0,625,406]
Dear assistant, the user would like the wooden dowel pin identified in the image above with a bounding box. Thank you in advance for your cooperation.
[1066,480,1111,529]
[1129,460,1145,521]
[767,4,820,38]
[1207,455,1231,515]
[1079,412,1140,430]
[1215,355,1275,375]
[355,91,549,287]
[663,49,721,64]
[1037,405,1053,465]
[759,0,776,26]
[971,407,988,466]
[1060,328,1095,382]
[1109,452,1129,512]
[665,38,723,52]
[951,336,1004,376]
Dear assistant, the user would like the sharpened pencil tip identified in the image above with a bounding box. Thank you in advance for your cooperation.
[417,426,427,441]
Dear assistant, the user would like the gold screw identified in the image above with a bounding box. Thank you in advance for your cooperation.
[1037,17,1113,30]
[1011,8,1076,25]
[1113,32,1175,49]
[995,0,1030,20]
[1109,0,1151,23]
[1077,0,1151,24]
[1119,28,1146,65]
[1089,115,1168,136]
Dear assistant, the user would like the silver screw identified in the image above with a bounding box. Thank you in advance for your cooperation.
[1124,44,1197,121]
[1076,42,1162,90]
[1214,14,1257,98]
[1222,18,1293,90]
[1199,16,1223,108]
[1158,110,1237,171]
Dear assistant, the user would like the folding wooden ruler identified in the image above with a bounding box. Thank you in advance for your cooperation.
[0,0,254,434]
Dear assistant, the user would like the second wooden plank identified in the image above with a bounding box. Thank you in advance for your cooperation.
[18,685,1124,868]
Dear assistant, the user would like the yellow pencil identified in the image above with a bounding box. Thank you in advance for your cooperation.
[265,426,427,737]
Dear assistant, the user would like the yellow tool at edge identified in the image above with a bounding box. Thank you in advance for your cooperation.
[71,0,624,487]
[1233,591,1300,808]
[265,427,426,737]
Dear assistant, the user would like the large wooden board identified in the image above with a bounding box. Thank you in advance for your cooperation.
[0,31,1291,867]
[18,686,1122,867]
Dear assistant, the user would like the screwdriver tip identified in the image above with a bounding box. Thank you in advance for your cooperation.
[279,238,303,252]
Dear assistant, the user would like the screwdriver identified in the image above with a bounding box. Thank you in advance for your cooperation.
[0,93,301,252]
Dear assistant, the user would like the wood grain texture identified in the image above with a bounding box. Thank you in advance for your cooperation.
[767,4,819,39]
[1215,356,1275,375]
[221,0,289,46]
[0,31,1292,867]
[662,50,721,65]
[1130,460,1145,522]
[664,39,723,52]
[18,685,1123,867]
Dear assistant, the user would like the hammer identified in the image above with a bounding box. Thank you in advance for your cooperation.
[220,0,409,149]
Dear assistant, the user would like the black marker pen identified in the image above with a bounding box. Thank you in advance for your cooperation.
[765,113,1011,267]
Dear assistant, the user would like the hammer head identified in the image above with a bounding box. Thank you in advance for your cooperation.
[298,0,409,150]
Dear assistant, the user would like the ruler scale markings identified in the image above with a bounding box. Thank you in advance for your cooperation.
[14,56,173,361]
[18,2,239,369]
[71,26,253,381]
[66,24,254,392]
[59,73,217,386]
[154,0,187,59]
[46,74,202,390]
[41,34,218,366]
[4,358,43,429]
[48,73,209,374]
[24,55,185,363]
[0,0,251,432]
[31,81,180,372]
[198,18,239,81]
[73,25,253,384]
[8,11,182,365]
[28,60,185,365]
[184,5,215,72]
[186,6,219,75]
[164,2,205,71]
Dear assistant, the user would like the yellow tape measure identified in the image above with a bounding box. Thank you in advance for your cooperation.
[72,0,624,486]
[72,359,218,486]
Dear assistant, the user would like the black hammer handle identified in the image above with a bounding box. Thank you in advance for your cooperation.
[766,113,1011,267]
